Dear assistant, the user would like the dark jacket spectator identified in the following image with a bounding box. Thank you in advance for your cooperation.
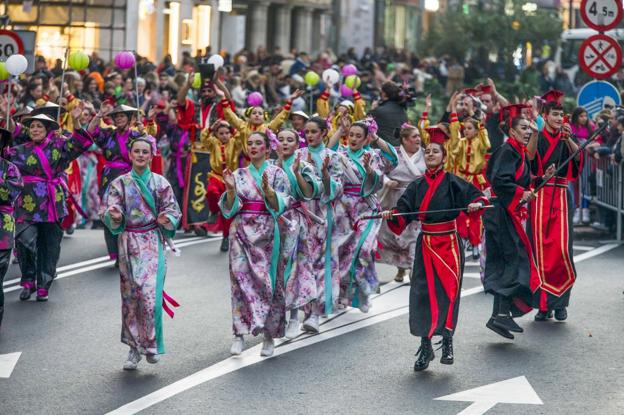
[370,81,408,146]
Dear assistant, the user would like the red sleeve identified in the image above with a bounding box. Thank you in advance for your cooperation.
[387,209,407,235]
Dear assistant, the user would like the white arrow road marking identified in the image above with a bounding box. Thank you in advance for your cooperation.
[435,376,543,415]
[105,243,617,415]
[0,352,21,378]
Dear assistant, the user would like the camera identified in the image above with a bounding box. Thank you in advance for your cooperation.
[400,86,418,107]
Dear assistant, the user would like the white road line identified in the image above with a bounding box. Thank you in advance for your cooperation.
[105,244,619,415]
[573,245,594,251]
[464,273,482,279]
[3,237,222,293]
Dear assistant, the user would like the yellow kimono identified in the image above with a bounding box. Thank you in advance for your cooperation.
[447,113,490,189]
[221,99,291,155]
[199,129,245,180]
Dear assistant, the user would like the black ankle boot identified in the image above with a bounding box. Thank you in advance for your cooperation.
[534,310,553,321]
[486,317,514,339]
[439,336,454,365]
[554,308,567,321]
[414,338,434,371]
[493,315,524,333]
[220,236,229,252]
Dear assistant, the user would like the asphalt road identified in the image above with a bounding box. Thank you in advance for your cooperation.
[0,229,622,415]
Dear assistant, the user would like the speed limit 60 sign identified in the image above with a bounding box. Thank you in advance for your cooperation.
[580,0,624,31]
[0,30,24,59]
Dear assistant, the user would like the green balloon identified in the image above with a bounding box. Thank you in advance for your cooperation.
[68,50,90,71]
[345,75,361,90]
[191,73,202,89]
[0,62,8,81]
[304,71,320,87]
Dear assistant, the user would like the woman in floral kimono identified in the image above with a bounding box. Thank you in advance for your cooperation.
[295,117,344,333]
[103,134,181,370]
[334,121,397,312]
[377,123,426,283]
[0,127,23,331]
[7,112,93,302]
[220,131,292,357]
[275,128,321,339]
[88,104,155,263]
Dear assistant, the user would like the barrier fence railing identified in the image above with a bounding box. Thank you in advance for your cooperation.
[588,156,623,242]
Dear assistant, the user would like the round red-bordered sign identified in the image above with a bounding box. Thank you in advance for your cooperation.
[580,0,623,31]
[579,34,622,79]
[0,30,24,58]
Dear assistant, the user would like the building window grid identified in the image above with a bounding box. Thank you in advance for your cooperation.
[1,0,127,60]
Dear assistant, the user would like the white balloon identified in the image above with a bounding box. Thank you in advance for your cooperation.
[6,54,28,76]
[207,54,224,69]
[322,69,340,85]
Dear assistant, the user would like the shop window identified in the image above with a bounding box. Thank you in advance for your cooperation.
[86,0,114,6]
[71,6,87,22]
[7,4,38,23]
[113,9,125,29]
[40,5,69,25]
[86,7,112,26]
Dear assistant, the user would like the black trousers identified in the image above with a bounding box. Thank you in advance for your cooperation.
[16,222,63,290]
[0,249,11,307]
[104,227,118,260]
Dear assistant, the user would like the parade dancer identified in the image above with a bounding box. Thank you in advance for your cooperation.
[381,136,487,371]
[447,92,491,259]
[296,117,344,333]
[0,126,22,330]
[8,111,93,302]
[220,131,292,357]
[483,115,553,339]
[377,123,426,283]
[88,104,154,264]
[276,128,322,339]
[528,90,582,321]
[102,134,181,370]
[201,120,245,252]
[334,121,396,312]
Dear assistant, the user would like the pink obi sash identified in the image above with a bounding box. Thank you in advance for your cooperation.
[240,199,269,215]
[343,183,361,196]
[22,175,63,221]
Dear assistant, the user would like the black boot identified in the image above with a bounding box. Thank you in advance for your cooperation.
[534,310,553,321]
[414,338,435,372]
[486,317,514,339]
[0,306,3,329]
[439,336,454,365]
[554,308,567,321]
[220,236,229,252]
[19,285,35,301]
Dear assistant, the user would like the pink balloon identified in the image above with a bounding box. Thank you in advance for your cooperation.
[247,92,264,107]
[341,64,358,77]
[114,51,136,70]
[340,84,353,97]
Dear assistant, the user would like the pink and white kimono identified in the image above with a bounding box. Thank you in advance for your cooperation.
[219,161,292,338]
[333,146,396,306]
[377,145,426,269]
[295,144,344,316]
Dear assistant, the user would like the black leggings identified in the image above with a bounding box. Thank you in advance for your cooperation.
[0,249,12,307]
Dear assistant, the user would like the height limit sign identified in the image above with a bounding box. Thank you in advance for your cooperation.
[580,0,623,31]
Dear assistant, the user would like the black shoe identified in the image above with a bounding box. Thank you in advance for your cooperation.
[19,286,35,301]
[194,227,207,237]
[554,308,567,321]
[439,336,454,365]
[486,317,514,339]
[414,340,435,371]
[534,310,553,321]
[0,306,4,329]
[114,259,119,268]
[220,237,229,252]
[492,315,524,333]
[65,225,75,235]
[472,246,479,261]
[91,220,103,230]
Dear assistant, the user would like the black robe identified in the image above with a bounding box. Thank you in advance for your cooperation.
[392,172,484,338]
[484,141,539,316]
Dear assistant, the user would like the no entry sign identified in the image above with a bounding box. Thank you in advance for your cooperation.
[0,30,24,59]
[578,34,622,79]
[580,0,623,31]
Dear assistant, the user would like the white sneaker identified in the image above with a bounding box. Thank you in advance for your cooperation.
[302,315,320,333]
[284,319,300,339]
[573,209,581,226]
[260,336,274,357]
[123,348,142,370]
[582,208,591,224]
[230,336,244,355]
[146,354,160,364]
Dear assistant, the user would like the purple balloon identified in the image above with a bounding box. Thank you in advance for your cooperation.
[341,64,358,77]
[340,84,353,97]
[114,51,136,70]
[247,92,264,107]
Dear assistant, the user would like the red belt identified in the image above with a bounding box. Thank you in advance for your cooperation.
[240,200,269,215]
[421,220,457,235]
[344,183,360,195]
[544,176,568,188]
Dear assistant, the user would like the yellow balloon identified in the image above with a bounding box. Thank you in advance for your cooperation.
[0,62,8,81]
[345,75,361,90]
[68,50,90,71]
[304,71,320,87]
[192,73,202,89]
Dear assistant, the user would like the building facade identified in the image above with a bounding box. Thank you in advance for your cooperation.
[0,0,333,64]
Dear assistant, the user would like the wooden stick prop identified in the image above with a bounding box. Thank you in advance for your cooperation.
[517,122,607,211]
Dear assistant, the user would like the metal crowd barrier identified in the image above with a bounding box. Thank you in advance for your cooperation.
[589,156,623,241]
